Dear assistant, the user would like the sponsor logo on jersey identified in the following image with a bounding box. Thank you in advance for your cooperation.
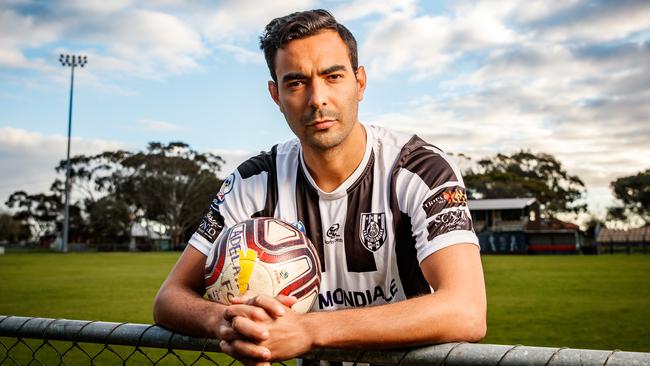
[427,207,472,240]
[325,223,343,245]
[318,279,399,309]
[443,188,467,204]
[422,186,467,217]
[214,173,235,205]
[197,209,224,243]
[360,213,387,252]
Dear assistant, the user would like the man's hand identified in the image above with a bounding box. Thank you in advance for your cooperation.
[218,293,307,363]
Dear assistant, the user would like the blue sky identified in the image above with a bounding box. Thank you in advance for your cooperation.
[1,0,649,224]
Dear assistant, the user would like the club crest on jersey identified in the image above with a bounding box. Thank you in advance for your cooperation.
[214,173,235,205]
[360,213,387,252]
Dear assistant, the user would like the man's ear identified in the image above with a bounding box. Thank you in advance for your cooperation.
[268,80,281,107]
[355,66,367,102]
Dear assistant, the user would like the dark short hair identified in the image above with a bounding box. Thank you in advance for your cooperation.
[259,9,358,83]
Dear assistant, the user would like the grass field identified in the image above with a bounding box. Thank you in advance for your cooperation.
[0,252,649,358]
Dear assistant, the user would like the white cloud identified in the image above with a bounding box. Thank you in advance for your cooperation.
[361,3,518,80]
[201,0,317,42]
[0,127,125,209]
[136,118,180,132]
[333,0,417,22]
[0,7,63,69]
[515,1,650,42]
[0,3,207,79]
[86,9,207,77]
[216,44,264,64]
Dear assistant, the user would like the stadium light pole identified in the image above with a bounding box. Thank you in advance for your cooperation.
[59,54,87,253]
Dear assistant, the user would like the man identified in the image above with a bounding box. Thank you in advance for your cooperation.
[154,9,486,365]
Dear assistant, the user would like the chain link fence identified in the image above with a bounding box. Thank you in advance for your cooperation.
[1,315,649,366]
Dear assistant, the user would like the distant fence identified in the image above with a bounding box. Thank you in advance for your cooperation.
[1,316,649,366]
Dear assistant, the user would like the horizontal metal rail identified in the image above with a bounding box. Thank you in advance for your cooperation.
[1,315,649,365]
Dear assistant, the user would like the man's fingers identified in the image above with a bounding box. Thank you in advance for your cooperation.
[230,290,259,304]
[220,339,271,361]
[219,340,270,366]
[218,320,240,342]
[230,315,270,341]
[245,294,288,317]
[276,294,298,308]
[224,304,273,322]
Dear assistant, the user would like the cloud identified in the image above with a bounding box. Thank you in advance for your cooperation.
[136,118,180,132]
[216,44,265,64]
[360,2,518,80]
[0,2,207,80]
[333,0,417,22]
[201,0,317,43]
[0,127,125,209]
[514,0,650,42]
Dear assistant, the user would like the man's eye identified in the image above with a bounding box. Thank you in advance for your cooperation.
[287,80,305,88]
[328,74,343,80]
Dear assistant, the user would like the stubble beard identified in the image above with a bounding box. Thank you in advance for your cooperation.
[298,107,356,151]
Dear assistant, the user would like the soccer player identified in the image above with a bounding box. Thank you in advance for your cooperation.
[153,9,486,365]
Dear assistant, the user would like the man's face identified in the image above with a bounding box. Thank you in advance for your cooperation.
[269,30,366,151]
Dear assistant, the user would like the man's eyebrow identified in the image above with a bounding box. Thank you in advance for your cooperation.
[282,72,307,83]
[320,65,346,75]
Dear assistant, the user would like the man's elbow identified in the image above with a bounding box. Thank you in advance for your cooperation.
[152,287,168,325]
[460,305,487,342]
[465,312,487,342]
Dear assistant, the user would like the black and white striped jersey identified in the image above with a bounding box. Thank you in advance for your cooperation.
[189,124,478,311]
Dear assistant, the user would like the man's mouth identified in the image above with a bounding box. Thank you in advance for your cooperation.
[309,119,336,130]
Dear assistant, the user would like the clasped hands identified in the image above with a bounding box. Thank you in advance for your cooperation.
[218,292,313,365]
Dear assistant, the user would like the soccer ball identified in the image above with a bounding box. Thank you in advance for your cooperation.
[204,217,321,314]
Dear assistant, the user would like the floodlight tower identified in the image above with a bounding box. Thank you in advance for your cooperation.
[59,54,87,253]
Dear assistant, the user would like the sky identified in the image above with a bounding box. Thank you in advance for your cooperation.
[1,0,649,224]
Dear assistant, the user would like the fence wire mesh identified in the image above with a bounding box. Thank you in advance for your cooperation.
[1,315,649,366]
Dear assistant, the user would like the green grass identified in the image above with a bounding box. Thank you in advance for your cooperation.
[482,255,650,352]
[0,252,649,359]
[0,253,173,324]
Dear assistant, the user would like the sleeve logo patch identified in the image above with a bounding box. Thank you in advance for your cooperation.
[442,188,467,204]
[423,186,468,217]
[214,173,235,205]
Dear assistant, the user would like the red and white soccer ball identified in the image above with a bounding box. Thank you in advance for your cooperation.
[204,217,321,314]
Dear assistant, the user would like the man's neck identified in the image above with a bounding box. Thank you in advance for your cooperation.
[302,123,367,193]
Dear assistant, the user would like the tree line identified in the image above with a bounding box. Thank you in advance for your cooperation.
[2,142,223,248]
[1,143,648,246]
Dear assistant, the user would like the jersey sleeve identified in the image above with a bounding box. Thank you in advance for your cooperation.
[394,139,479,264]
[188,158,272,256]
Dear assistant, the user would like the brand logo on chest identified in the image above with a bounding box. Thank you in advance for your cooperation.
[325,223,342,245]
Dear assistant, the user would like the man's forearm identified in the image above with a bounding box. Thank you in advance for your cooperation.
[153,284,226,338]
[303,289,486,349]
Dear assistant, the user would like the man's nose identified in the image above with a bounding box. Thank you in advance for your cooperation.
[308,79,329,108]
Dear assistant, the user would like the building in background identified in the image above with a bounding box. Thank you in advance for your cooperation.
[469,198,581,254]
[596,226,650,254]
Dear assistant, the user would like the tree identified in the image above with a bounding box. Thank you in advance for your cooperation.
[5,142,224,247]
[0,212,31,243]
[86,195,132,244]
[608,169,650,224]
[463,150,587,217]
[115,142,224,248]
[5,189,62,240]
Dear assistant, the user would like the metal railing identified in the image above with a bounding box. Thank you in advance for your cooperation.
[1,315,649,365]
